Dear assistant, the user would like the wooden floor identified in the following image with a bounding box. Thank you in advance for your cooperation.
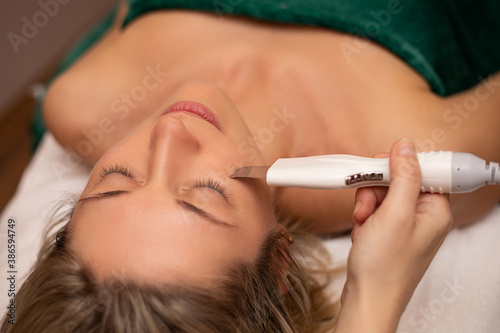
[0,97,35,212]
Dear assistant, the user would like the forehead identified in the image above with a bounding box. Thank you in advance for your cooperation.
[68,190,271,285]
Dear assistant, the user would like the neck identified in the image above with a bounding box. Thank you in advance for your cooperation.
[217,66,352,165]
[167,17,361,163]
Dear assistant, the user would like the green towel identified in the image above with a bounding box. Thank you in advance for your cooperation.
[124,0,500,96]
[34,0,500,149]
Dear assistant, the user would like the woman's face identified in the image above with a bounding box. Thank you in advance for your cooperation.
[70,81,277,286]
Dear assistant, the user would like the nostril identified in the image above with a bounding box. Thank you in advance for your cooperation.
[152,114,201,149]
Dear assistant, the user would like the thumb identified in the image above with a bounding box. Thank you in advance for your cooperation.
[379,139,422,217]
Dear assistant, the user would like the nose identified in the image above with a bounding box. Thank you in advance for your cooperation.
[148,114,201,182]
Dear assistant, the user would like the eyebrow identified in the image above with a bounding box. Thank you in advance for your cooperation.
[77,191,237,228]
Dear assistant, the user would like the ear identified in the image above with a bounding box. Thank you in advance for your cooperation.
[276,225,292,295]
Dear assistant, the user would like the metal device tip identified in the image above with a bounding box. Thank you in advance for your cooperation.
[230,166,269,179]
[230,167,247,178]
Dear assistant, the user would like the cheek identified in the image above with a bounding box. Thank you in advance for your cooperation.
[219,117,265,163]
[216,139,266,174]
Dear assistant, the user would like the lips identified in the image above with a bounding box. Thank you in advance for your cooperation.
[162,101,222,132]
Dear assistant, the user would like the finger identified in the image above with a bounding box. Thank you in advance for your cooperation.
[372,152,390,159]
[353,187,387,224]
[351,188,375,242]
[351,151,390,230]
[351,186,388,242]
[416,193,453,235]
[379,139,422,219]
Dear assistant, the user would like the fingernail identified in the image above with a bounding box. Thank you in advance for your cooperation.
[397,138,415,156]
[353,200,362,215]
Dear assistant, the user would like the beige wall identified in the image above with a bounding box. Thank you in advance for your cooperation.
[0,0,116,118]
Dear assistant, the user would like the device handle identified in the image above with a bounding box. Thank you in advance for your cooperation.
[267,151,497,193]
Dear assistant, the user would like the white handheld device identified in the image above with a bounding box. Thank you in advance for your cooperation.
[231,151,500,194]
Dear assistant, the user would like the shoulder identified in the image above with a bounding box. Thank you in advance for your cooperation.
[43,0,139,164]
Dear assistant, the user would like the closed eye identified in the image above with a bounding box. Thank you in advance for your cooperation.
[98,165,136,180]
[193,179,228,198]
[96,165,228,199]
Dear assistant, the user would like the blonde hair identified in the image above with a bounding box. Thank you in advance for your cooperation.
[1,200,341,333]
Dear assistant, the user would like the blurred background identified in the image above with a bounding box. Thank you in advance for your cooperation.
[0,0,116,211]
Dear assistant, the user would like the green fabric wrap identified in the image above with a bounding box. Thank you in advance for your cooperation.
[124,0,500,96]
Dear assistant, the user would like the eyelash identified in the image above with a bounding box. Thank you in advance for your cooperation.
[193,179,228,198]
[98,165,135,180]
[98,165,227,198]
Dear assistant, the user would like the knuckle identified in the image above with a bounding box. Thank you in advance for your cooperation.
[434,201,453,234]
[443,210,454,232]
